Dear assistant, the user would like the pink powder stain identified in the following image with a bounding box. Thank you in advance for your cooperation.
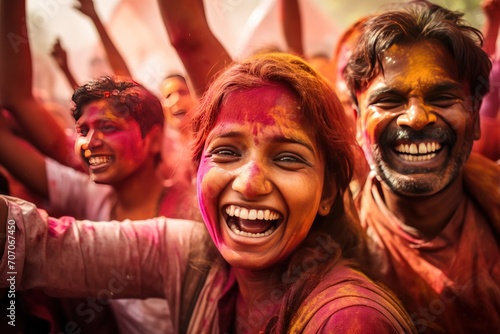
[48,216,73,238]
[221,87,279,126]
[217,86,301,147]
[240,163,266,197]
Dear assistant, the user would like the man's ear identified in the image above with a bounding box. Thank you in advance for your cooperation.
[146,125,164,154]
[473,110,481,140]
[355,112,365,149]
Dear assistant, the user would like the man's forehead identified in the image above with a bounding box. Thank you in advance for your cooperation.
[364,41,461,92]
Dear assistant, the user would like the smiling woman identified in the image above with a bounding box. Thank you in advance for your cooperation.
[0,52,416,333]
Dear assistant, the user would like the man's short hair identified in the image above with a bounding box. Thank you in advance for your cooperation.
[345,0,492,112]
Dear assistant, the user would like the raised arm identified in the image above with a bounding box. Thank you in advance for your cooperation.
[74,0,132,77]
[0,0,73,166]
[157,0,232,97]
[0,109,48,199]
[481,0,500,57]
[50,37,80,90]
[278,0,304,56]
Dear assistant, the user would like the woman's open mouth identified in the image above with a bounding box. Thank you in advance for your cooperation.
[224,205,283,238]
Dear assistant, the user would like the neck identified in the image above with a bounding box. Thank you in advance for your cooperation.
[233,267,283,333]
[112,163,164,221]
[380,173,465,239]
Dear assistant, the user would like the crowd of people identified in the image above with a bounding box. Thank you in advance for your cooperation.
[0,0,498,333]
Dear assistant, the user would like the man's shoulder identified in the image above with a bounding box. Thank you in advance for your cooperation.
[463,153,500,238]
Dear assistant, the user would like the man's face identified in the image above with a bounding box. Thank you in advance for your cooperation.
[160,76,195,134]
[74,100,153,185]
[355,40,479,196]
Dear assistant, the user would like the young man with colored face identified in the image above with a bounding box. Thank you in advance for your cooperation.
[345,1,500,332]
[0,1,199,332]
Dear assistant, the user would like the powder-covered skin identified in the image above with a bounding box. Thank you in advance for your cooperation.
[197,85,327,272]
[356,40,478,196]
[74,100,150,184]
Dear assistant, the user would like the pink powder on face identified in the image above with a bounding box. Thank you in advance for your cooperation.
[220,86,299,126]
[219,85,301,146]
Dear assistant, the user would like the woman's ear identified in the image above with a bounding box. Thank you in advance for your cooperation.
[318,182,337,216]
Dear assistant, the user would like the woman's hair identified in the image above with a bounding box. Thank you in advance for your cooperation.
[191,52,366,332]
[71,75,164,138]
[345,0,492,111]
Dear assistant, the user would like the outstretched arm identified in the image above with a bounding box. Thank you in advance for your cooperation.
[481,0,500,57]
[278,0,304,56]
[157,0,232,97]
[50,37,80,90]
[74,0,132,77]
[0,0,73,166]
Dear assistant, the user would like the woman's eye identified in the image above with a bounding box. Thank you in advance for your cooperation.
[275,153,309,167]
[214,148,236,156]
[209,147,240,162]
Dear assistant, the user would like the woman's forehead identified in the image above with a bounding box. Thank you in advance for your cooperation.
[218,85,302,125]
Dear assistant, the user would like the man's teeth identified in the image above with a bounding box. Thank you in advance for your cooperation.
[225,205,280,221]
[88,156,110,166]
[395,142,441,154]
[395,142,441,161]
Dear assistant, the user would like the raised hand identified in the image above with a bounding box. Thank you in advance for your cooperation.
[74,0,98,19]
[50,38,68,70]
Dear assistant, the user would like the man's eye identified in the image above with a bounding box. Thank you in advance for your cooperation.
[373,97,404,109]
[77,127,88,136]
[100,124,118,133]
[428,95,457,107]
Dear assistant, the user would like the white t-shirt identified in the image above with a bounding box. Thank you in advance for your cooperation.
[46,158,174,333]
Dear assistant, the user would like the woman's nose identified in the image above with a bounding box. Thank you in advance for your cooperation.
[232,161,272,199]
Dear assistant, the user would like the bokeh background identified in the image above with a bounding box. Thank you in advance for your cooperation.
[25,0,488,104]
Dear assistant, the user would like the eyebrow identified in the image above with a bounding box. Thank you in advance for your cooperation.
[273,135,316,154]
[210,129,315,151]
[427,81,465,93]
[367,80,464,100]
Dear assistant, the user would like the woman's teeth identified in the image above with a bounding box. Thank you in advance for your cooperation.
[228,222,276,237]
[225,205,281,238]
[225,205,280,220]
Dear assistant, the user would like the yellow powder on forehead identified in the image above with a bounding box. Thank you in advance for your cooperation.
[383,41,459,89]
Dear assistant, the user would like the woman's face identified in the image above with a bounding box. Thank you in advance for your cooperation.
[197,85,330,271]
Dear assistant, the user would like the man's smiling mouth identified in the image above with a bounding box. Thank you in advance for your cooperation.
[394,141,442,162]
